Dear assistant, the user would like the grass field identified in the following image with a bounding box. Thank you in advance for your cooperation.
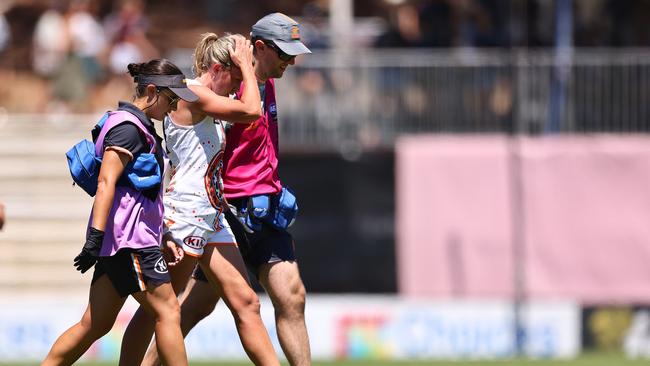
[1,353,648,366]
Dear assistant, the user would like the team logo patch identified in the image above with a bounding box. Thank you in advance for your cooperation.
[290,25,300,40]
[154,257,168,274]
[183,236,206,249]
[269,102,277,121]
[204,152,225,213]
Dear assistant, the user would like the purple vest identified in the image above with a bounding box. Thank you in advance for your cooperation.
[89,111,164,256]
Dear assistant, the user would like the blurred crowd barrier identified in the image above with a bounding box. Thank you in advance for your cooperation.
[2,47,649,149]
[266,48,650,153]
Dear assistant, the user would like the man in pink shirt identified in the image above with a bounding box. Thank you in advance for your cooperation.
[173,13,313,366]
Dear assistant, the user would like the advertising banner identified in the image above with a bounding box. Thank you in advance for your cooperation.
[0,295,578,361]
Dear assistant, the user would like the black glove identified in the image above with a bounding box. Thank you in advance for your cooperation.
[73,227,104,273]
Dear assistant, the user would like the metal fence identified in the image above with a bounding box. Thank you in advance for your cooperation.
[270,48,650,152]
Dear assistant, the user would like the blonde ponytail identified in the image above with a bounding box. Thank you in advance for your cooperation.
[193,33,243,76]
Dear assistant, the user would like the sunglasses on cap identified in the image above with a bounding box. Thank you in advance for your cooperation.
[137,74,199,103]
[263,40,295,62]
[157,87,180,107]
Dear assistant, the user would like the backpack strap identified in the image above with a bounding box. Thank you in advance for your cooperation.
[94,110,156,157]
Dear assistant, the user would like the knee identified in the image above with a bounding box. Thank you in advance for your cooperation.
[230,289,262,320]
[156,298,182,324]
[277,282,307,319]
[290,282,307,313]
[79,312,113,339]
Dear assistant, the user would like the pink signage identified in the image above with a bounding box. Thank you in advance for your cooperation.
[397,135,650,304]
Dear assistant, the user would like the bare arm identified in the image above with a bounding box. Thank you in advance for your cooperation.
[191,36,261,124]
[190,84,260,123]
[91,149,129,230]
[73,148,130,273]
[229,36,261,123]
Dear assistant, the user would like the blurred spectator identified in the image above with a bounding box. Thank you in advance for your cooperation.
[4,1,41,71]
[454,0,506,47]
[488,75,513,131]
[32,0,106,112]
[374,3,423,48]
[103,0,158,75]
[574,0,609,46]
[418,0,453,47]
[523,0,550,47]
[32,1,67,78]
[65,0,106,83]
[77,0,161,112]
[0,200,5,230]
[0,13,10,54]
[607,0,650,46]
[300,0,329,49]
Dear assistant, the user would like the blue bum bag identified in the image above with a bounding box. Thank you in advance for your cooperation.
[66,139,102,196]
[273,186,298,229]
[66,111,160,197]
[240,187,299,232]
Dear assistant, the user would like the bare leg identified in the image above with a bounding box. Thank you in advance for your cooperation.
[259,261,311,366]
[141,277,220,366]
[42,275,126,366]
[119,244,197,366]
[131,282,188,366]
[199,245,280,366]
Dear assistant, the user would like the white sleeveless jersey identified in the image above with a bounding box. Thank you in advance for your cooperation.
[163,80,226,231]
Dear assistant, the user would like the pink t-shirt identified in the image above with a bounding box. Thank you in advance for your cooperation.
[223,79,282,199]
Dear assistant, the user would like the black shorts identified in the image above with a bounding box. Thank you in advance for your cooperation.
[92,246,170,298]
[194,202,296,282]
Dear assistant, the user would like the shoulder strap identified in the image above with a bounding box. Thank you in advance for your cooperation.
[265,79,276,111]
[94,110,156,156]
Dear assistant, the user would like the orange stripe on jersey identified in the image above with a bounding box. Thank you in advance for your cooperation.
[184,251,202,258]
[131,253,146,291]
[206,242,238,247]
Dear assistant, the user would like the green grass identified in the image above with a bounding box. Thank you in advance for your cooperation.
[2,352,649,366]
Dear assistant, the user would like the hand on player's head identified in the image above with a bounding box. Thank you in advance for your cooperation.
[228,36,254,71]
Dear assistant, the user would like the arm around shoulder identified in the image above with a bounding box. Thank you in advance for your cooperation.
[192,84,261,123]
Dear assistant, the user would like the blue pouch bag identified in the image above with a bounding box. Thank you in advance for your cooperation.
[271,187,298,230]
[66,111,161,196]
[66,139,102,196]
[243,187,298,232]
[245,194,271,232]
[126,153,160,190]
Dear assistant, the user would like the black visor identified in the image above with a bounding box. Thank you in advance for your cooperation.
[137,74,199,102]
